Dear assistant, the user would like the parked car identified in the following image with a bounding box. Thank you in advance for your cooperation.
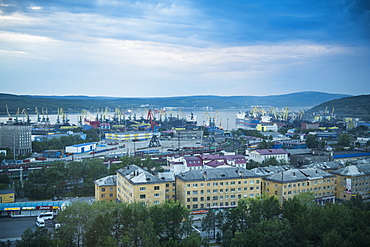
[36,218,45,227]
[37,212,54,220]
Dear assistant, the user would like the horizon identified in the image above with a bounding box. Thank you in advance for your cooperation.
[1,1,369,97]
[1,91,356,98]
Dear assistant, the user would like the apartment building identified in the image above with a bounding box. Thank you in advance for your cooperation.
[116,165,175,206]
[263,168,335,204]
[330,164,370,201]
[175,167,262,210]
[94,175,117,202]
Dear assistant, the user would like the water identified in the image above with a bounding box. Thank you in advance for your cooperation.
[0,106,310,130]
[0,109,239,130]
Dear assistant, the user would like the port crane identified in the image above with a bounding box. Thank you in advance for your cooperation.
[147,110,161,148]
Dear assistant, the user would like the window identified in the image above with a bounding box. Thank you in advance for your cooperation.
[187,191,190,195]
[110,187,113,191]
[207,183,211,186]
[231,188,236,192]
[102,194,105,198]
[193,204,198,209]
[110,193,113,197]
[193,190,198,195]
[213,182,218,186]
[250,187,254,191]
[220,182,223,186]
[231,195,235,199]
[166,195,169,199]
[200,183,204,187]
[193,183,198,188]
[207,196,210,201]
[256,180,260,184]
[213,189,218,193]
[231,181,236,185]
[213,196,218,200]
[200,197,204,201]
[166,184,169,187]
[193,198,198,202]
[200,190,204,194]
[140,195,146,199]
[154,193,160,197]
[220,196,223,200]
[187,198,190,202]
[250,180,254,184]
[207,190,211,194]
[244,181,248,184]
[154,186,160,190]
[238,181,241,184]
[101,188,106,192]
[187,184,190,188]
[154,201,160,205]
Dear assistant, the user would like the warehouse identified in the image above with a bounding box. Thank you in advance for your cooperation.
[65,143,96,154]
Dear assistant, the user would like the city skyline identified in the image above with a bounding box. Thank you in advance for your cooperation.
[1,0,369,97]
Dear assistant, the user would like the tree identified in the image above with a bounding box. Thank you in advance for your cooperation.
[16,228,53,247]
[202,210,216,239]
[149,200,192,243]
[262,157,280,166]
[338,134,352,147]
[305,134,318,148]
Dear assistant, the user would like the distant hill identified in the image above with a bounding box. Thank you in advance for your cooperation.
[0,91,350,115]
[307,94,370,120]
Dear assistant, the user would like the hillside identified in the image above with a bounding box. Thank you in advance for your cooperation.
[0,91,349,115]
[307,94,370,120]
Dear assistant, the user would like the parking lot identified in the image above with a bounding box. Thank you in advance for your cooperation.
[0,216,56,243]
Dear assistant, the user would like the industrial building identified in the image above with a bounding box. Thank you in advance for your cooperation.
[106,131,153,141]
[65,143,96,154]
[0,124,32,155]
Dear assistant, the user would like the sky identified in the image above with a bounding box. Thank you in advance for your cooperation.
[0,0,369,97]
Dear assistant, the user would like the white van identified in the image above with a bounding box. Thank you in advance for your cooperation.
[37,212,54,220]
[36,218,45,227]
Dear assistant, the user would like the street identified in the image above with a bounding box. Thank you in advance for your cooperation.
[0,216,56,243]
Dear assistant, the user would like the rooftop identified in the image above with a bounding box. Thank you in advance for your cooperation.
[94,175,117,187]
[176,167,261,182]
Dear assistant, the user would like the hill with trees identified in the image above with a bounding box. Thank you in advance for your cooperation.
[0,91,349,115]
[307,94,370,120]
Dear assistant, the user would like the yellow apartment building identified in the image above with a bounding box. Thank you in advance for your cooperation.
[175,167,262,210]
[116,165,175,206]
[94,175,117,202]
[263,168,335,204]
[330,164,370,201]
[0,189,15,203]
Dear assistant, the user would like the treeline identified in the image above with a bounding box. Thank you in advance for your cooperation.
[32,129,102,153]
[11,194,370,247]
[6,156,161,200]
[14,201,201,247]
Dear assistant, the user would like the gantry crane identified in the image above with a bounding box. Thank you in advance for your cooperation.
[147,110,161,148]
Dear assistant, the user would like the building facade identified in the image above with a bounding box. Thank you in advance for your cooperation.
[330,164,370,201]
[116,165,175,206]
[94,175,117,202]
[263,168,335,204]
[0,124,32,155]
[247,149,289,163]
[175,168,262,210]
[0,189,15,203]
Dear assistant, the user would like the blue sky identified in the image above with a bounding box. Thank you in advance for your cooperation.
[0,0,369,97]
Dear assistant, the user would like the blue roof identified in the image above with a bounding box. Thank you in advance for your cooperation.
[0,200,71,211]
[0,189,14,194]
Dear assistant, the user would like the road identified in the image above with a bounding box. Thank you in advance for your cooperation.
[0,216,56,244]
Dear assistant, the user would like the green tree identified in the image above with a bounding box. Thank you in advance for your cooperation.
[338,134,352,147]
[305,134,318,148]
[16,228,54,247]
